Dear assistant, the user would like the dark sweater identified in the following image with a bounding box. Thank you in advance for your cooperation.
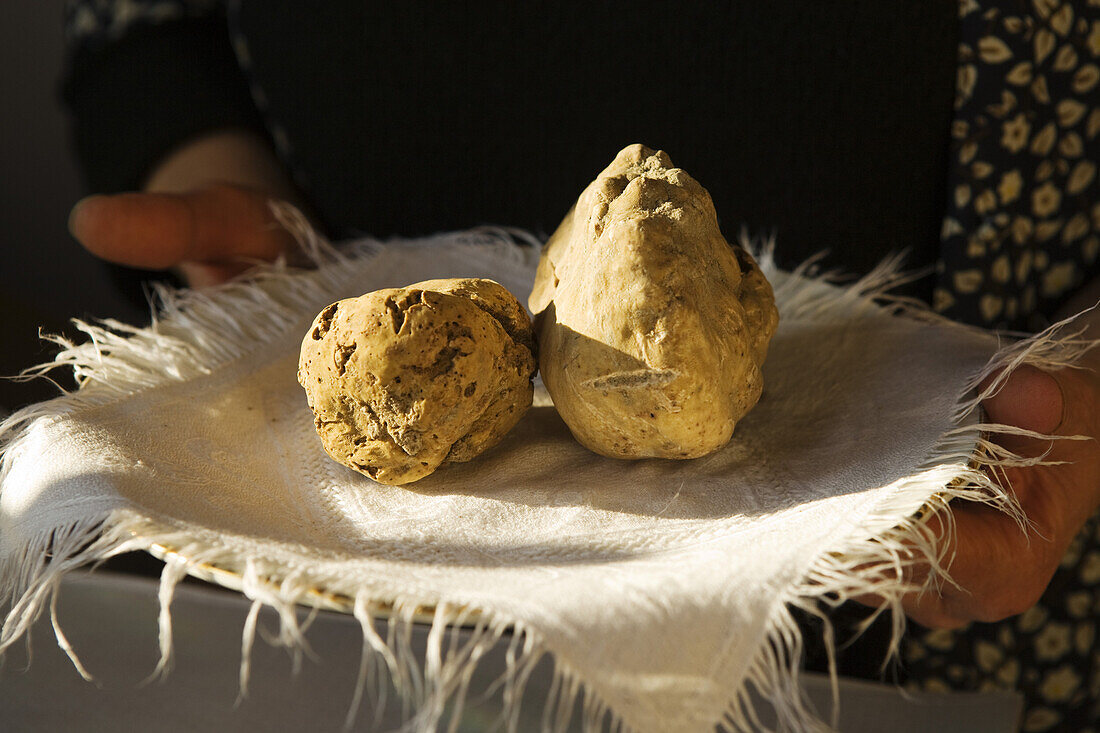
[62,1,959,299]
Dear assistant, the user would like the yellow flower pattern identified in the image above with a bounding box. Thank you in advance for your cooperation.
[936,0,1100,331]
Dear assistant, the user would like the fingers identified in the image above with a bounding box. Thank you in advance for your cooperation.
[899,366,1091,629]
[1059,361,1100,443]
[855,364,1097,631]
[898,483,1061,628]
[980,365,1065,456]
[69,184,296,272]
[857,367,1073,629]
[176,261,257,289]
[907,368,1069,626]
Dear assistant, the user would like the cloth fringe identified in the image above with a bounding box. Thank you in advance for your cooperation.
[1,222,1096,732]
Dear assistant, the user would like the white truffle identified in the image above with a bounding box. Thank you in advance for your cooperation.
[529,144,779,459]
[299,278,536,484]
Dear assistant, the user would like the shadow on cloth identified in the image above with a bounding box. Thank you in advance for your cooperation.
[406,319,906,522]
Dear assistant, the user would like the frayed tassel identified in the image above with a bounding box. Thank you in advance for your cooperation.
[143,554,188,684]
[1,220,1098,732]
[49,588,96,684]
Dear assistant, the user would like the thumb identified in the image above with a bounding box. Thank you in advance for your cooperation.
[981,365,1065,459]
[981,365,1064,434]
[68,184,294,270]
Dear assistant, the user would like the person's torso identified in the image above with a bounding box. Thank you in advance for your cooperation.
[229,0,958,290]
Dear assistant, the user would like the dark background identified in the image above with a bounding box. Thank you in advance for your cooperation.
[0,2,962,415]
[0,1,144,413]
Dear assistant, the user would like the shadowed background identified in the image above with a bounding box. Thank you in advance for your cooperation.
[0,1,144,412]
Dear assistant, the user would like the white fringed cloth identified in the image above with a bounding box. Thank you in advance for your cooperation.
[0,229,1090,732]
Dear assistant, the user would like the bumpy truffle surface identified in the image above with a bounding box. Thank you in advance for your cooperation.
[299,278,536,484]
[529,144,779,459]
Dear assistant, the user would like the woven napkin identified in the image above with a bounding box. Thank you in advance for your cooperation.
[0,228,1081,732]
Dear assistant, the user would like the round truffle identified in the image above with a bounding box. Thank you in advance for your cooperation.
[299,278,537,484]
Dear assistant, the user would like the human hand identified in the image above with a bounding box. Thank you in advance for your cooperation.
[897,360,1100,630]
[69,183,298,288]
[68,129,307,287]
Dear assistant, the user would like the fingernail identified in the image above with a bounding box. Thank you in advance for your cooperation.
[1051,372,1067,434]
[982,365,1064,434]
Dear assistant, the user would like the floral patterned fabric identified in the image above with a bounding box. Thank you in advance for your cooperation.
[934,0,1100,332]
[907,3,1100,730]
[63,0,218,50]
